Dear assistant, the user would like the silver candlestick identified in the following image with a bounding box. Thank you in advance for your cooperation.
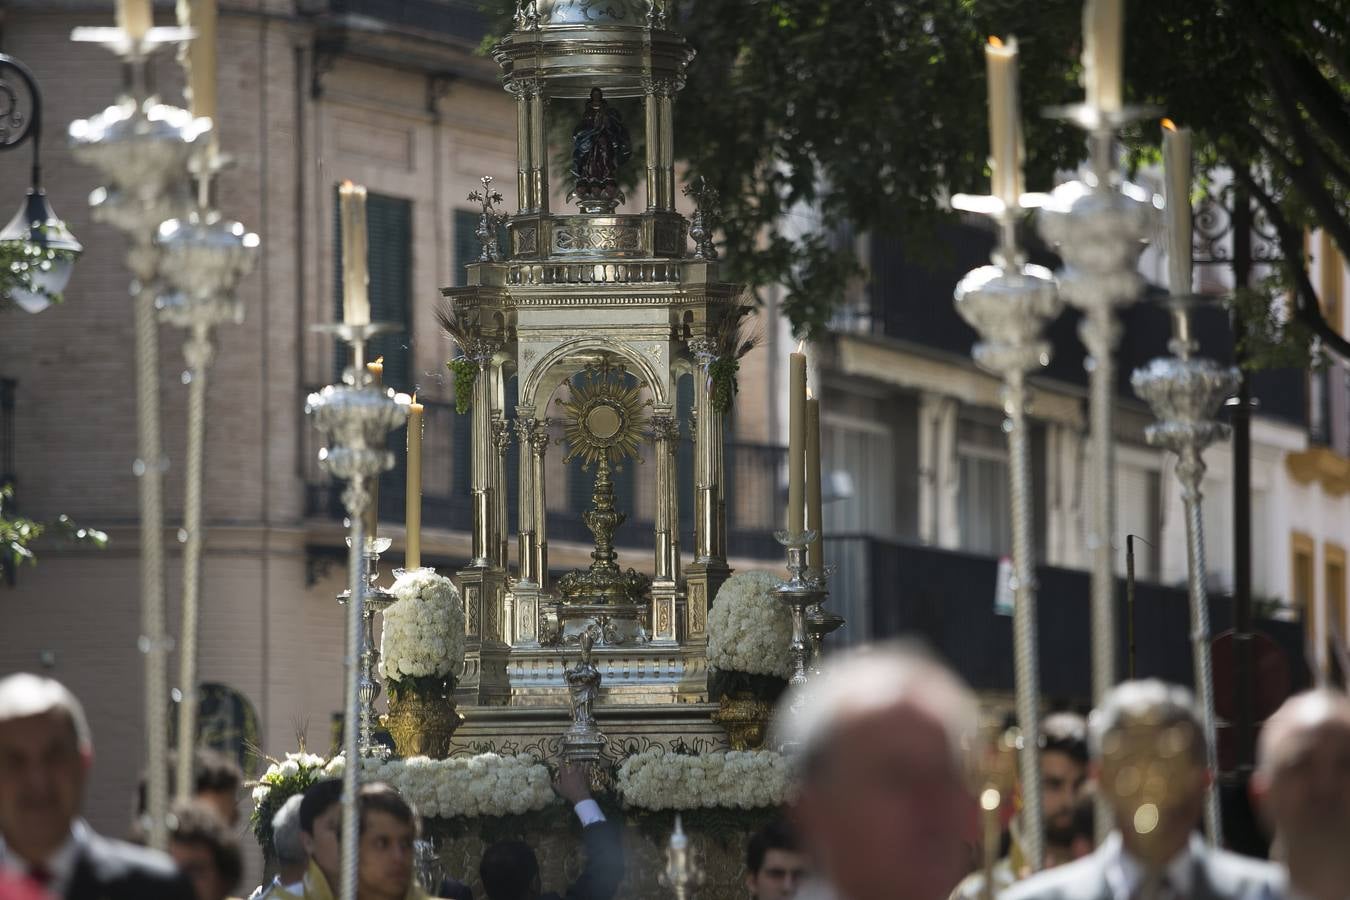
[952,203,1062,873]
[306,324,409,900]
[1132,295,1237,847]
[157,156,259,800]
[68,24,208,852]
[804,564,842,678]
[338,536,397,760]
[1037,103,1158,843]
[774,530,825,695]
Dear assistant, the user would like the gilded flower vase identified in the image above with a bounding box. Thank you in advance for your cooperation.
[711,692,773,751]
[382,692,463,759]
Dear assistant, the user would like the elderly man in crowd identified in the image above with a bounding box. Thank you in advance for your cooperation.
[1006,679,1280,900]
[0,672,194,899]
[781,642,980,900]
[1252,688,1350,900]
[250,793,308,899]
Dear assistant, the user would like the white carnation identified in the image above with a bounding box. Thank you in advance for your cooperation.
[379,568,466,685]
[616,748,791,811]
[707,571,793,678]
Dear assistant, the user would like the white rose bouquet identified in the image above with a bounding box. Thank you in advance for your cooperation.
[706,570,793,701]
[616,747,792,811]
[379,567,466,700]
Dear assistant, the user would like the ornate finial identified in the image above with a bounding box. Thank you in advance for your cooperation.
[682,176,720,260]
[467,176,507,262]
[646,0,669,28]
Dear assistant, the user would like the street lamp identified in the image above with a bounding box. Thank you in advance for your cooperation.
[0,53,82,314]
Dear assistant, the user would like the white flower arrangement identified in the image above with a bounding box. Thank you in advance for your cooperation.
[707,570,793,679]
[379,567,466,697]
[250,751,331,806]
[615,748,791,811]
[362,753,557,819]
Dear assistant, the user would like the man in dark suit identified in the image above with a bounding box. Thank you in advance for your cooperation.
[0,672,194,900]
[1004,680,1280,900]
[478,763,622,900]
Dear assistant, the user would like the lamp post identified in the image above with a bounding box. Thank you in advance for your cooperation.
[0,54,82,314]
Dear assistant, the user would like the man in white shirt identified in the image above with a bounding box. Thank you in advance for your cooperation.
[1004,680,1279,900]
[778,642,981,900]
[0,672,194,900]
[1252,688,1350,900]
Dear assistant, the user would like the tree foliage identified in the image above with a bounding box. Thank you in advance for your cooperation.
[672,0,1350,362]
[0,484,107,584]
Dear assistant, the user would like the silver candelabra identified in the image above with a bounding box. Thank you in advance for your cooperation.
[157,155,259,801]
[337,536,397,760]
[1132,296,1237,846]
[951,205,1062,872]
[1037,106,1156,843]
[774,531,825,696]
[659,815,703,900]
[68,23,209,851]
[1038,130,1154,698]
[306,325,408,900]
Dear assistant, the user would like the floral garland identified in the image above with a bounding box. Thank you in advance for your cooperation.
[379,568,465,700]
[615,747,791,811]
[707,570,793,680]
[249,752,345,851]
[362,753,557,819]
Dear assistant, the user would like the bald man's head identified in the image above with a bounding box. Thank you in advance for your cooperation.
[1254,689,1350,848]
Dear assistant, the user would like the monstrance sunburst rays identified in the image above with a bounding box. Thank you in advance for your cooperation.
[558,358,649,469]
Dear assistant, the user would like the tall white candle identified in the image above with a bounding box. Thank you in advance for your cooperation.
[117,0,153,40]
[787,344,807,538]
[985,36,1024,209]
[1083,0,1123,113]
[1162,120,1193,296]
[806,392,823,571]
[339,181,370,326]
[177,0,219,150]
[405,395,423,569]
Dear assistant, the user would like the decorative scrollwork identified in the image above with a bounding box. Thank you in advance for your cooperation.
[0,55,37,150]
[1191,183,1283,269]
[555,225,642,252]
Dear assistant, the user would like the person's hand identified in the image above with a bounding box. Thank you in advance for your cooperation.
[554,762,592,805]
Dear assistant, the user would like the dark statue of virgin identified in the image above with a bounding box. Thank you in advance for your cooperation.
[569,87,632,212]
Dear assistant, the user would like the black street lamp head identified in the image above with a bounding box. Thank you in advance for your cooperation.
[0,52,82,314]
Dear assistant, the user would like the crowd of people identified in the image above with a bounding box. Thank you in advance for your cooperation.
[2,646,1349,900]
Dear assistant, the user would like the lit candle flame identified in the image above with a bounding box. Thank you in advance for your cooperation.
[988,35,1004,48]
[806,387,814,400]
[796,339,805,354]
[1161,117,1177,132]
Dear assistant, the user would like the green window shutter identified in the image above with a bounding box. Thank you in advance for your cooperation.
[453,209,479,287]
